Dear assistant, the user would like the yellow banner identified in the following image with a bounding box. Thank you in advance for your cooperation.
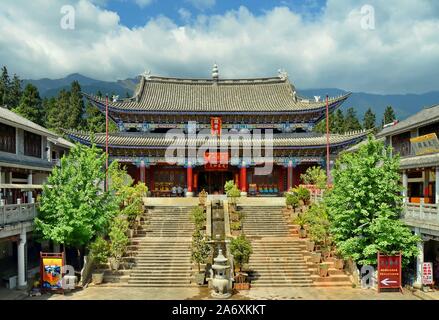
[410,133,439,156]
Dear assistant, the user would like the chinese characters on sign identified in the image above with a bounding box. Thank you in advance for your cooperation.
[211,117,222,136]
[410,133,439,156]
[422,262,433,285]
[204,152,228,171]
[377,252,402,292]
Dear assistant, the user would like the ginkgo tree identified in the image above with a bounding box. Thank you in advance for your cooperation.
[324,136,420,267]
[35,143,118,251]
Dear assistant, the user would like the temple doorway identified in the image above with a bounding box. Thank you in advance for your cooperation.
[197,171,233,194]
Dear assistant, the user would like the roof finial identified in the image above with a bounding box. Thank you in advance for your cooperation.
[278,68,288,80]
[141,69,151,80]
[212,63,219,81]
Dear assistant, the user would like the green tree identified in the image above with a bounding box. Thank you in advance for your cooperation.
[324,136,420,266]
[45,89,70,132]
[34,143,117,250]
[230,234,253,272]
[191,229,211,272]
[68,81,85,129]
[8,74,22,108]
[12,83,43,125]
[363,107,376,131]
[382,106,396,127]
[333,109,345,134]
[83,100,118,133]
[0,66,10,107]
[300,166,327,189]
[344,107,362,132]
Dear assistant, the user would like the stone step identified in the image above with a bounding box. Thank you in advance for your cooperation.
[310,275,351,282]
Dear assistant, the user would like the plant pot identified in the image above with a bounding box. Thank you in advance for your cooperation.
[195,272,205,285]
[109,258,120,271]
[334,258,344,270]
[298,228,307,238]
[311,252,321,264]
[319,263,329,277]
[127,229,135,238]
[299,200,305,206]
[92,272,104,285]
[306,241,315,252]
[234,282,250,290]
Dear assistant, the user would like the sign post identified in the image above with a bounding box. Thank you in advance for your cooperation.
[40,252,65,293]
[377,252,402,293]
[422,262,434,286]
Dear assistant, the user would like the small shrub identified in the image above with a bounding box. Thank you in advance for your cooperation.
[89,236,109,266]
[191,229,212,272]
[295,186,311,203]
[109,217,130,261]
[230,234,253,272]
[286,193,299,208]
[191,206,205,229]
[230,221,241,231]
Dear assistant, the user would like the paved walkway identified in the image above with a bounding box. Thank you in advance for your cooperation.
[0,286,420,300]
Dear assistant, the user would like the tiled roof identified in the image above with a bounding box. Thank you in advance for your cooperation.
[84,75,350,113]
[0,106,57,138]
[65,130,369,149]
[377,104,439,137]
[400,153,439,170]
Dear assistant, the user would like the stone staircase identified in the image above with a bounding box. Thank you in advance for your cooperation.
[240,205,313,287]
[102,206,195,287]
[240,205,352,288]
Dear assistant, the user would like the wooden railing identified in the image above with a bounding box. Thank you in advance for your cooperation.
[0,203,37,228]
[402,201,439,226]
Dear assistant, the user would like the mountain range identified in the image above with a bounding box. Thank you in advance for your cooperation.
[23,73,439,123]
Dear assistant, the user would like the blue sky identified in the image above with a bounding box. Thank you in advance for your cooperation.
[1,0,439,94]
[104,0,327,28]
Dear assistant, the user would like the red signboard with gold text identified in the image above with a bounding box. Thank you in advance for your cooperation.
[204,152,228,171]
[377,252,402,292]
[211,117,222,136]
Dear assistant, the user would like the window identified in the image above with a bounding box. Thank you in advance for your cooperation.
[24,131,42,158]
[0,123,16,153]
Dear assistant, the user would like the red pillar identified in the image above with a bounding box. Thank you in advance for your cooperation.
[187,164,193,193]
[278,166,284,193]
[140,161,146,184]
[287,161,293,191]
[240,164,247,193]
[149,166,154,192]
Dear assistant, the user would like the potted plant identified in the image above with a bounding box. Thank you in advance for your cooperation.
[310,251,321,263]
[191,230,211,285]
[230,234,253,273]
[333,250,345,270]
[293,214,307,238]
[89,236,109,285]
[319,263,329,277]
[191,206,206,231]
[285,193,299,211]
[225,181,241,211]
[306,240,315,252]
[230,221,242,236]
[108,217,130,271]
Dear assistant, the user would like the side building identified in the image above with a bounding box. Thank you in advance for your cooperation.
[0,106,73,290]
[377,104,439,287]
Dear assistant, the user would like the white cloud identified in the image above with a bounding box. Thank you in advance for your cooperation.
[185,0,215,11]
[0,0,438,94]
[135,0,154,8]
[178,8,192,23]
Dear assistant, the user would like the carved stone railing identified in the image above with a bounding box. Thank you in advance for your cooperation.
[0,203,37,228]
[402,201,439,227]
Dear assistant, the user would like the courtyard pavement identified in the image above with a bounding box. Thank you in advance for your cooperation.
[0,285,421,300]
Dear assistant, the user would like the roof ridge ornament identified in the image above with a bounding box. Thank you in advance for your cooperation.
[278,69,288,81]
[141,70,151,80]
[212,63,219,81]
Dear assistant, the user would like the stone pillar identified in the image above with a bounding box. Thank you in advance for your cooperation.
[414,228,424,288]
[186,163,193,197]
[402,170,408,203]
[287,160,293,191]
[139,160,146,184]
[17,228,27,289]
[27,171,33,203]
[240,161,247,196]
[436,167,439,204]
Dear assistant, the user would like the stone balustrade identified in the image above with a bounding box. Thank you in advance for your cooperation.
[402,200,439,228]
[0,202,37,228]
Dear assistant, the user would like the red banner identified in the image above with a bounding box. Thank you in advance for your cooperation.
[211,117,222,136]
[204,152,228,171]
[377,252,402,292]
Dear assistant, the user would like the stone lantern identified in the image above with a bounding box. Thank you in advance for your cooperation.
[208,248,232,298]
